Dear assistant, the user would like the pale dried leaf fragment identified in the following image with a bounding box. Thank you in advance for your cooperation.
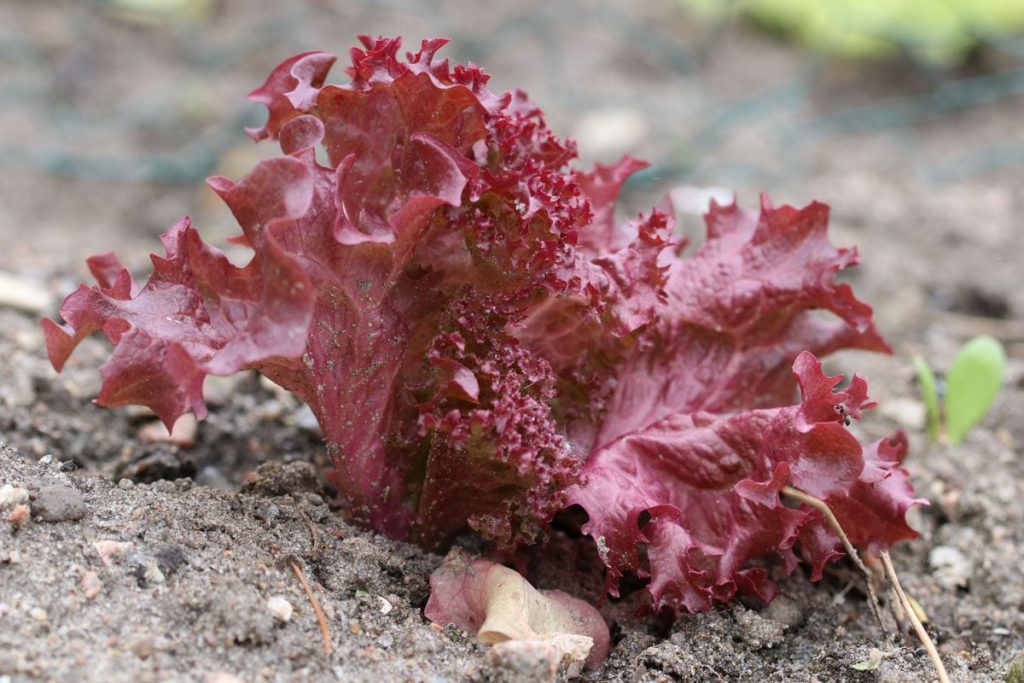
[424,548,610,672]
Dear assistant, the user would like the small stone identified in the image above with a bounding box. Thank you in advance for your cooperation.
[669,185,735,216]
[204,673,245,683]
[734,607,785,649]
[764,595,805,628]
[137,414,198,447]
[32,484,87,522]
[93,541,135,567]
[128,635,155,660]
[153,545,187,577]
[290,404,321,434]
[208,582,275,645]
[571,108,648,160]
[203,375,245,406]
[81,571,102,600]
[241,460,319,497]
[0,649,22,675]
[29,607,47,622]
[266,596,293,623]
[377,596,393,615]
[6,505,29,528]
[879,397,926,430]
[0,485,29,507]
[151,479,176,494]
[136,560,166,587]
[117,479,134,490]
[375,633,394,649]
[929,545,972,590]
[0,271,53,314]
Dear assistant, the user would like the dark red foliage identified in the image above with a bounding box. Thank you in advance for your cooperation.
[45,36,923,613]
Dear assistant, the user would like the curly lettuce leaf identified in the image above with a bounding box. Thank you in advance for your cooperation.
[570,352,923,612]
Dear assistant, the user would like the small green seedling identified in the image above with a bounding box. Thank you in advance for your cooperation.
[851,647,889,671]
[914,335,1006,445]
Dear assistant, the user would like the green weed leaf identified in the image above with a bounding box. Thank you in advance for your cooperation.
[945,335,1005,444]
[913,355,940,442]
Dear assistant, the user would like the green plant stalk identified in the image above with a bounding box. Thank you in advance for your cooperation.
[913,355,941,442]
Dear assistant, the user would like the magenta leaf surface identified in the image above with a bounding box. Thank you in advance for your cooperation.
[46,36,923,613]
[424,549,611,670]
[569,352,922,612]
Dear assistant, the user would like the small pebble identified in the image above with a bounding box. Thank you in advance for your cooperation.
[28,608,47,623]
[879,397,926,430]
[0,485,29,507]
[0,649,21,675]
[117,479,134,490]
[93,541,135,567]
[137,414,198,447]
[929,545,973,590]
[378,596,393,615]
[571,107,648,160]
[290,404,321,434]
[669,185,735,215]
[139,560,166,587]
[128,635,155,660]
[204,673,245,683]
[266,596,293,623]
[764,595,805,628]
[6,505,29,528]
[153,545,187,577]
[0,271,53,314]
[734,607,785,649]
[32,484,87,522]
[81,571,102,600]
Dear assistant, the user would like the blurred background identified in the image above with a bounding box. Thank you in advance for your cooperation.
[1,0,1023,354]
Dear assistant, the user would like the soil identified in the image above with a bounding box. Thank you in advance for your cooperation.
[2,1,1024,681]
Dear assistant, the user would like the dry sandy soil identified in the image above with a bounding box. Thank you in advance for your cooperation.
[1,1,1023,681]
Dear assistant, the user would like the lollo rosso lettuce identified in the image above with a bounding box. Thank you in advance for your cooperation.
[44,36,923,617]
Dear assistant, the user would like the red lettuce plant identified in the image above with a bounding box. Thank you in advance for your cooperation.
[44,36,923,614]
